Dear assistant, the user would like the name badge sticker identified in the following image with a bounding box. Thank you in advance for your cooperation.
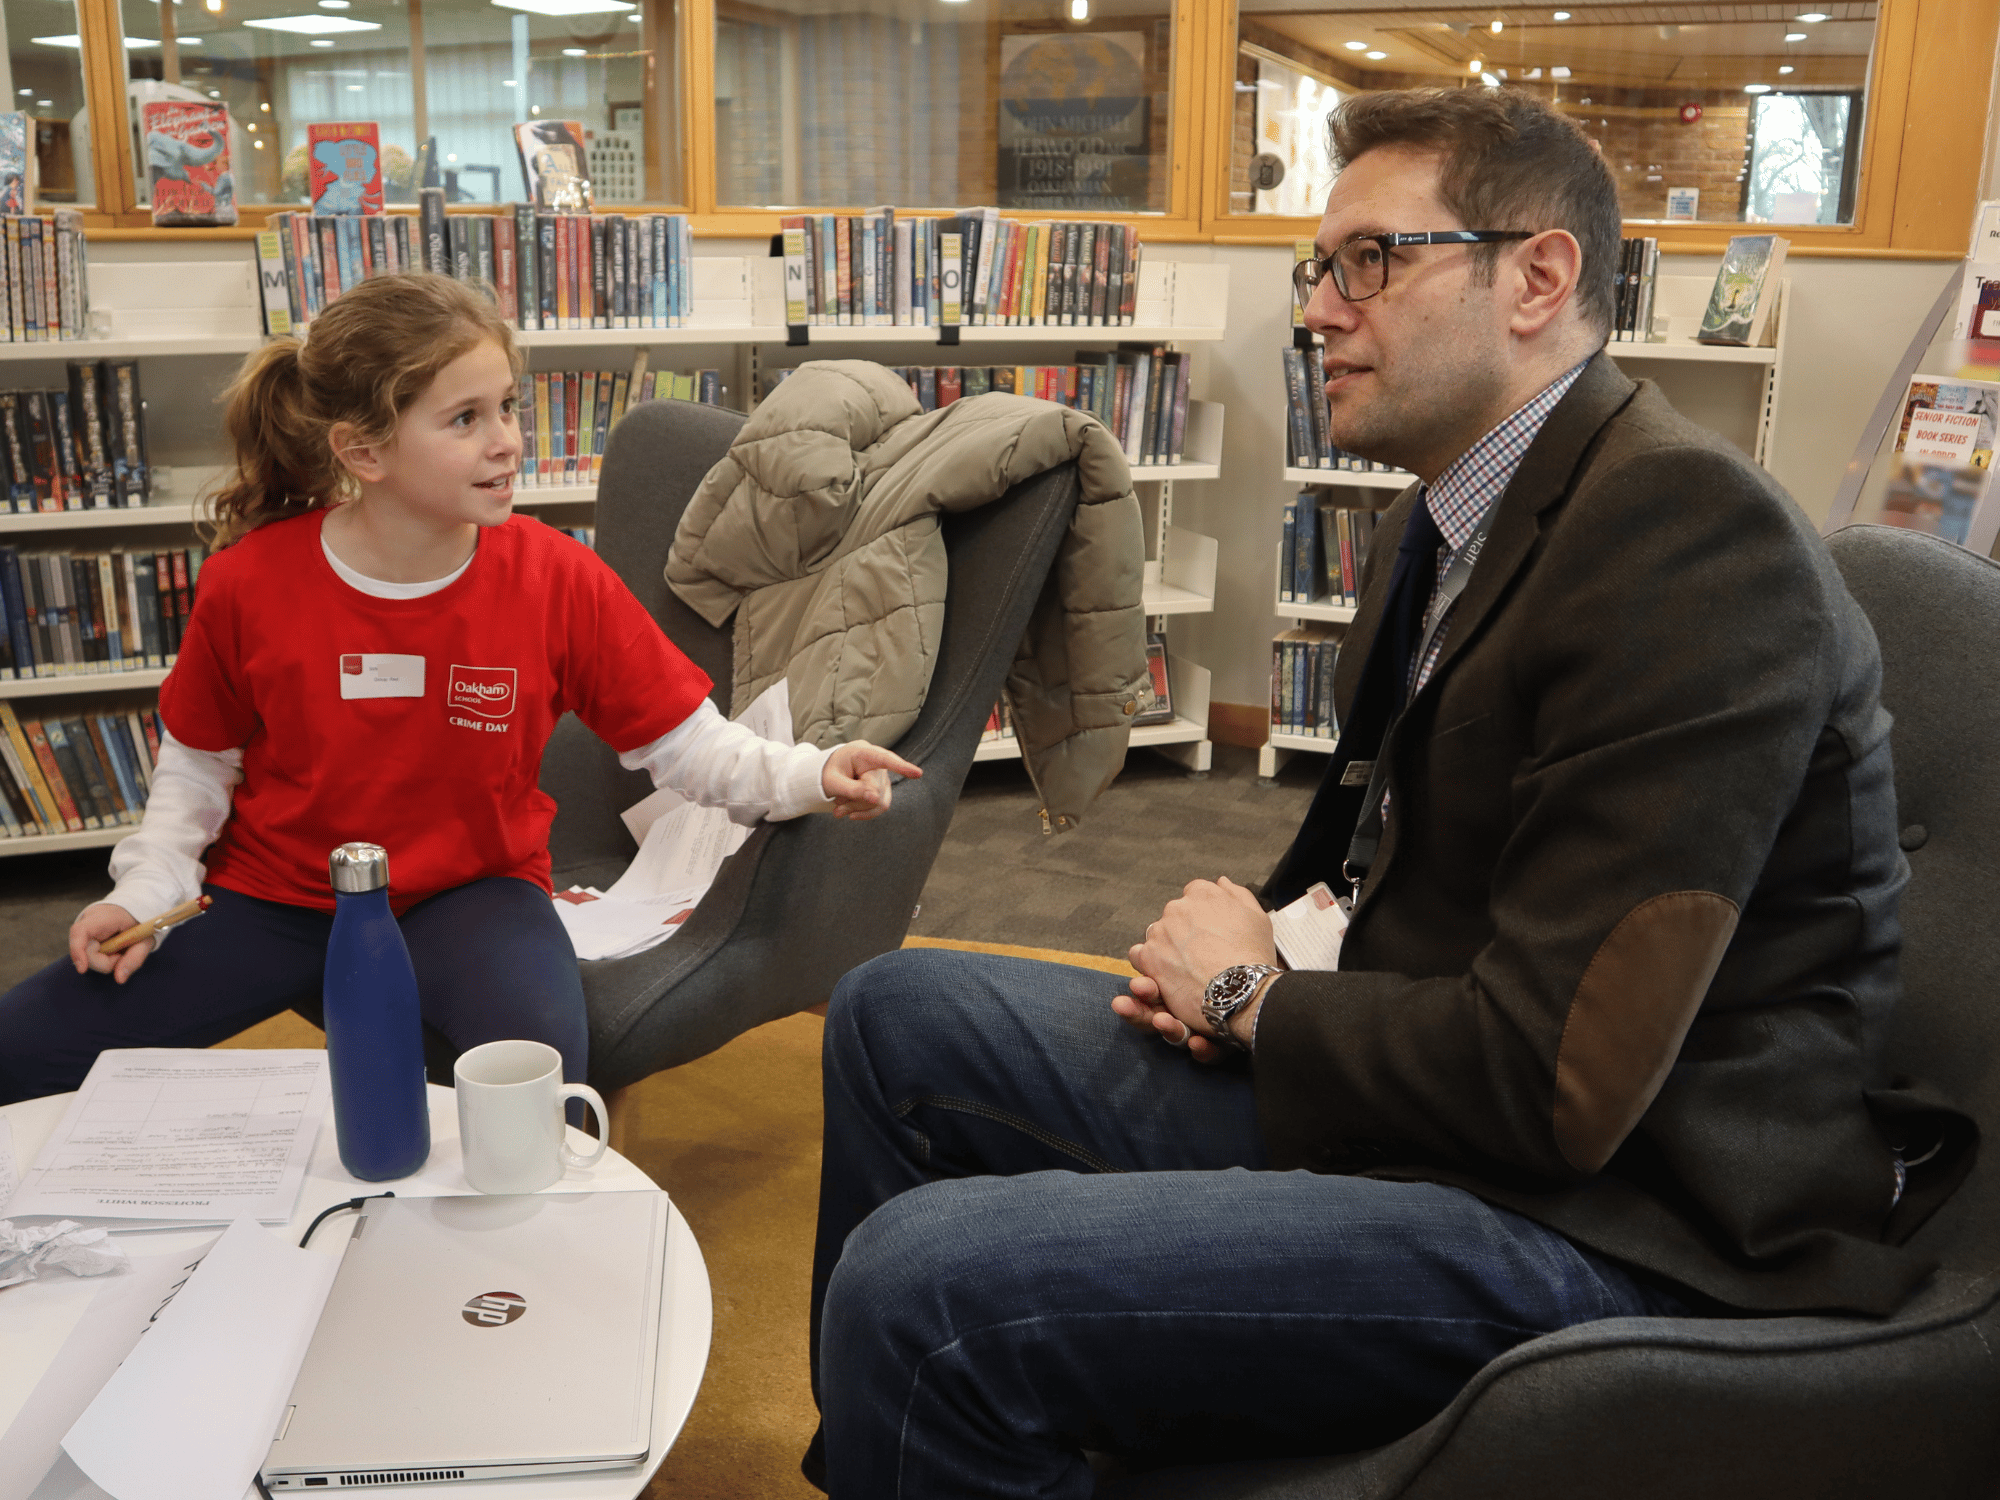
[338,653,426,699]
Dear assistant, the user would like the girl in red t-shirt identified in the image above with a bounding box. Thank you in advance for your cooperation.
[0,273,917,1106]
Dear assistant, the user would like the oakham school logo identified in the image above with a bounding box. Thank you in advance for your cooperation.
[448,664,517,720]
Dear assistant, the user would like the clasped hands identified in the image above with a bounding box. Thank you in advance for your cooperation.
[1113,876,1278,1064]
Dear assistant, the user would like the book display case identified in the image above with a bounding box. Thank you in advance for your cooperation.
[0,245,1230,856]
[1260,277,1790,782]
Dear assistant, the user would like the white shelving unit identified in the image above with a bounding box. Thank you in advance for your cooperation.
[0,250,1233,852]
[1262,284,1789,779]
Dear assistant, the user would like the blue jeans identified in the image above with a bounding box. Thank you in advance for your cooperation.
[811,948,1692,1498]
[0,878,588,1105]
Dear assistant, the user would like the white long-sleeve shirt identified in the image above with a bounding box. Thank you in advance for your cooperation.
[99,534,834,940]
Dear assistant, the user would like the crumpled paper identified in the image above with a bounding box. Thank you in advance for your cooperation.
[0,1218,130,1290]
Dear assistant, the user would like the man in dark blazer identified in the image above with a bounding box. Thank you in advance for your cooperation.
[802,88,1970,1499]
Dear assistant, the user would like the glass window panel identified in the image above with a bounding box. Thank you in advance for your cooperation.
[2,0,92,204]
[714,0,1174,213]
[1231,2,1879,226]
[110,0,679,209]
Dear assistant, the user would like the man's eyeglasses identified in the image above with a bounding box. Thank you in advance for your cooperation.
[1292,231,1535,309]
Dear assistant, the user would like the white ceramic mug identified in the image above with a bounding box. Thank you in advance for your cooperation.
[454,1039,609,1194]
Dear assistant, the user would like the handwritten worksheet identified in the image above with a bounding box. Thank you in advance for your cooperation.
[2,1051,330,1230]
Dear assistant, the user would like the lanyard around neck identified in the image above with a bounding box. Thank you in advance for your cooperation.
[1341,497,1499,901]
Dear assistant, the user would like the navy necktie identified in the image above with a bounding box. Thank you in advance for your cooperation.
[1264,494,1444,907]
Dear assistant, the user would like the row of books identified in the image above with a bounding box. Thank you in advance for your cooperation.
[0,363,151,513]
[876,350,1195,466]
[1278,347,1407,474]
[515,355,724,488]
[777,209,1143,328]
[0,701,162,836]
[0,212,89,343]
[255,200,697,335]
[1613,236,1662,343]
[0,544,200,680]
[1280,496,1379,609]
[1271,627,1340,739]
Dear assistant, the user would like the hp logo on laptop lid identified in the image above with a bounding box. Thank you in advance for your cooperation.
[462,1291,527,1327]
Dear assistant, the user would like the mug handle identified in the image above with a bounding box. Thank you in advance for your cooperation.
[558,1083,611,1170]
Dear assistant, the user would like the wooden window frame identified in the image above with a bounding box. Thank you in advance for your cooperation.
[1200,0,2000,262]
[49,0,2000,251]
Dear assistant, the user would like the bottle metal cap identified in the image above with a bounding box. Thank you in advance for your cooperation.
[329,842,390,894]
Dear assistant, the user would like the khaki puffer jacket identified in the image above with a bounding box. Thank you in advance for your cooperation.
[666,359,1149,828]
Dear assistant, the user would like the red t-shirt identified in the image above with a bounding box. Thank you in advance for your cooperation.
[161,510,712,913]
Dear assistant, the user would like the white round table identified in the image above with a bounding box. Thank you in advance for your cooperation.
[0,1083,711,1499]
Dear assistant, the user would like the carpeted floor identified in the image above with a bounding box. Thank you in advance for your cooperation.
[2,742,1322,1496]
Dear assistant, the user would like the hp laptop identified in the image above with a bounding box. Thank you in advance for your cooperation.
[262,1190,670,1489]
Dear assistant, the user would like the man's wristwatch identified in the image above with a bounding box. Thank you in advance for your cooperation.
[1201,964,1282,1052]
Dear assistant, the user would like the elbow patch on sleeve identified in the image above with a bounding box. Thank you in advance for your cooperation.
[1553,890,1740,1174]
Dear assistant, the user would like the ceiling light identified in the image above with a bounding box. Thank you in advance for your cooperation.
[530,104,541,115]
[246,122,256,130]
[1482,72,1500,86]
[562,45,585,54]
[1779,64,1795,73]
[345,83,363,90]
[261,101,270,110]
[242,13,380,31]
[501,77,517,86]
[35,100,49,107]
[1744,82,1772,93]
[14,89,26,97]
[1551,65,1570,78]
[1344,40,1366,50]
[1796,11,1828,20]
[254,138,264,148]
[1785,31,1806,41]
[1552,9,1570,17]
[1524,66,1542,78]
[1068,0,1086,16]
[447,153,457,162]
[1468,58,1483,74]
[489,0,634,16]
[319,0,352,6]
[207,88,220,96]
[1365,50,1386,60]
[310,37,334,45]
[204,0,222,11]
[1490,18,1503,33]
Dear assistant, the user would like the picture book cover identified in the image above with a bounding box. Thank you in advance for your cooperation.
[1869,378,2000,554]
[0,112,27,216]
[513,121,589,211]
[1697,234,1787,346]
[141,101,236,227]
[306,122,382,215]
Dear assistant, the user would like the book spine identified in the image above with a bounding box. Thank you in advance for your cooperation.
[590,216,607,329]
[41,717,96,827]
[25,716,81,829]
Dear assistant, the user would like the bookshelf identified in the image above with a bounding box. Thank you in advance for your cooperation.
[0,247,1233,850]
[1263,280,1790,781]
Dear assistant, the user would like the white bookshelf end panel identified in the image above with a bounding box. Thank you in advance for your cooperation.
[1145,525,1216,615]
[691,258,762,331]
[91,261,262,343]
[1136,261,1228,336]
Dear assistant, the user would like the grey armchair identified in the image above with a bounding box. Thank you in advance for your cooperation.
[537,398,1085,1095]
[1107,523,2000,1500]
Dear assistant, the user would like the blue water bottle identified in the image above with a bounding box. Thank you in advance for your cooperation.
[323,842,431,1181]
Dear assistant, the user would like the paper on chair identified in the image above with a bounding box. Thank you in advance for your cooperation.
[61,1219,338,1500]
[3,1052,330,1231]
[619,679,794,849]
[553,885,706,962]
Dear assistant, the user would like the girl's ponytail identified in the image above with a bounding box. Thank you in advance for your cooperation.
[200,272,519,550]
[203,335,334,548]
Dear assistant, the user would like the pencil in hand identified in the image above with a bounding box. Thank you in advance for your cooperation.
[99,894,214,955]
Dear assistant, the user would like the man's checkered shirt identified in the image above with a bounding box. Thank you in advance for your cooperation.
[1406,359,1591,699]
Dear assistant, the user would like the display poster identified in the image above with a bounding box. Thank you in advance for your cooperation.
[997,32,1150,212]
